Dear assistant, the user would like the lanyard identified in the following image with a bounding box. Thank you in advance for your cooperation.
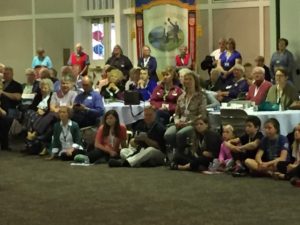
[184,94,193,113]
[62,125,70,142]
[109,132,115,146]
[163,86,170,101]
[143,57,150,67]
[276,86,283,104]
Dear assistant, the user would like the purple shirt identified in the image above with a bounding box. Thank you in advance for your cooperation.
[219,50,242,71]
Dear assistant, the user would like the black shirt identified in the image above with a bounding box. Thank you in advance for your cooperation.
[239,131,264,149]
[106,55,133,80]
[1,80,23,112]
[194,129,222,158]
[135,120,166,152]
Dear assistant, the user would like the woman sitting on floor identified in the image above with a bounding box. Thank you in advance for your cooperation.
[74,109,127,164]
[274,123,300,181]
[170,116,222,171]
[48,106,84,160]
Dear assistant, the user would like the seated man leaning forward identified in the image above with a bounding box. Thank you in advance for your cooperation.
[109,106,166,167]
[72,75,104,128]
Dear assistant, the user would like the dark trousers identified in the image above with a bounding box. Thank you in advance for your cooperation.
[232,151,257,163]
[173,152,193,165]
[0,116,13,149]
[156,110,172,126]
[190,156,212,171]
[32,112,57,135]
[60,149,86,161]
[87,148,117,164]
[277,161,300,179]
[72,112,98,128]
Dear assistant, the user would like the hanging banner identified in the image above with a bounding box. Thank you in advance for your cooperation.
[92,23,105,60]
[135,0,196,71]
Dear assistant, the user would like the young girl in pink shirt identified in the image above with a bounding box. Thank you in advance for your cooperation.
[209,124,235,172]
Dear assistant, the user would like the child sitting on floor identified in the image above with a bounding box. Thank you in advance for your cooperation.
[225,116,264,176]
[244,118,289,176]
[209,124,235,172]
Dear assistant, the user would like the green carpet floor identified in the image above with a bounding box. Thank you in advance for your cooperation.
[1,151,300,225]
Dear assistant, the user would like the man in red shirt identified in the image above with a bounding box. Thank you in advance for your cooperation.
[68,43,90,77]
[246,66,272,105]
[175,45,191,70]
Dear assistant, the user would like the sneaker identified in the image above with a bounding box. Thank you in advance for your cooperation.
[209,159,220,172]
[108,159,125,167]
[290,177,300,187]
[74,154,90,164]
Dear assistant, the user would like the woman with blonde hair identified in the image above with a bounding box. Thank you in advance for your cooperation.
[100,68,125,100]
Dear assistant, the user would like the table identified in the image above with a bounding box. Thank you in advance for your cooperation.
[209,109,300,135]
[104,101,150,125]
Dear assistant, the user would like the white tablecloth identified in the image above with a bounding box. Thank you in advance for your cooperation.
[209,109,300,135]
[104,101,150,125]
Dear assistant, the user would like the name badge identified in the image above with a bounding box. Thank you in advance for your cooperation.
[224,62,230,67]
[162,103,169,109]
[184,109,189,115]
[180,116,187,122]
[87,96,92,100]
[225,85,232,90]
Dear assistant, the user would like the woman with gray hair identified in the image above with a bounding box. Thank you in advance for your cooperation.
[23,78,57,154]
[216,64,248,102]
[50,74,76,113]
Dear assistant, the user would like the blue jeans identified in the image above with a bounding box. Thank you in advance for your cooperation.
[164,125,193,156]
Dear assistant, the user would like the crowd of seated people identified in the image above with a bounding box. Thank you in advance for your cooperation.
[2,36,300,188]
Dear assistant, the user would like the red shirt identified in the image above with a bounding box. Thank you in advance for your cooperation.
[150,84,183,114]
[175,53,190,67]
[95,124,127,152]
[68,52,90,75]
[246,80,272,105]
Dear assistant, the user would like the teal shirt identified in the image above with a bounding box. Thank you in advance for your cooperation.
[51,120,82,154]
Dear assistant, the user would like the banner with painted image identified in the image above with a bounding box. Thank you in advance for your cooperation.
[144,4,188,72]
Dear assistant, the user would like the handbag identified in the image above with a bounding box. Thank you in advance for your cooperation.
[9,119,23,136]
[288,101,300,110]
[258,101,279,111]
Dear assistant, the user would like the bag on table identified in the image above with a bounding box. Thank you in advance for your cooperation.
[288,101,300,110]
[258,101,279,111]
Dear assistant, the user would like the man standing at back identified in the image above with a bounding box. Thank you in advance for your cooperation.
[137,45,158,82]
[68,43,90,77]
